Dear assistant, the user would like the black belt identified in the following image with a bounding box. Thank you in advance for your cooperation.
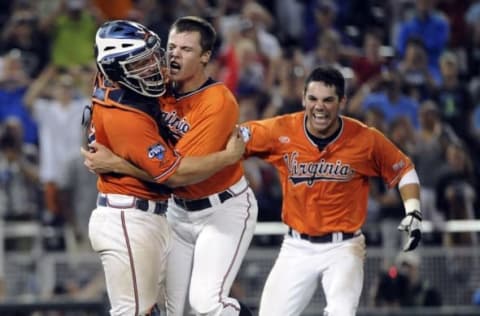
[173,190,233,211]
[97,195,167,215]
[288,228,358,243]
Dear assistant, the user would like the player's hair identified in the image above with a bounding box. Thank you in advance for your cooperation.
[304,66,345,99]
[170,16,217,54]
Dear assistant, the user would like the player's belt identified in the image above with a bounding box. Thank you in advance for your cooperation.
[288,227,361,243]
[173,190,233,211]
[97,194,167,215]
[173,177,248,211]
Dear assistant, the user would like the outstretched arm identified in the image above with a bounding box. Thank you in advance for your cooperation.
[82,127,246,187]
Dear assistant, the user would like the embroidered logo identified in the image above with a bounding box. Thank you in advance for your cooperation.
[284,152,354,186]
[148,143,165,160]
[162,110,190,138]
[279,136,290,143]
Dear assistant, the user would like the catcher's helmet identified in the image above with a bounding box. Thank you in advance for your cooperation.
[95,20,167,97]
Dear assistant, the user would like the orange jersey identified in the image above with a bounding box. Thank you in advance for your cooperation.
[243,113,414,235]
[161,79,243,199]
[89,77,182,200]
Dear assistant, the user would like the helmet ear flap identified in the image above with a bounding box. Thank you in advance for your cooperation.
[146,35,158,48]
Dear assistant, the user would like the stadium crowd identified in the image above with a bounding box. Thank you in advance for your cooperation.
[0,0,479,310]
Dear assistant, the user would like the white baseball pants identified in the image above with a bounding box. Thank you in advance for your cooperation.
[89,197,171,316]
[165,177,258,316]
[259,233,366,316]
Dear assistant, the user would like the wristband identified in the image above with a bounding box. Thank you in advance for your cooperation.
[403,198,421,215]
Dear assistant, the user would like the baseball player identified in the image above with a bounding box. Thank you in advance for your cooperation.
[162,16,257,316]
[86,20,247,316]
[83,16,258,316]
[240,66,422,316]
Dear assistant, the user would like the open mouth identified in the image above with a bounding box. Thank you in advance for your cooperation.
[170,61,181,73]
[312,112,328,123]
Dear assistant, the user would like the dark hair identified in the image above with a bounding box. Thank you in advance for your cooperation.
[406,36,426,51]
[304,66,345,99]
[170,16,217,54]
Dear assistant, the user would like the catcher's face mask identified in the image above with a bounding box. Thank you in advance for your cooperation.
[95,20,168,97]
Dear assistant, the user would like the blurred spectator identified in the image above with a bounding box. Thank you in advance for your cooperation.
[435,51,473,140]
[389,116,417,155]
[396,37,439,102]
[435,141,478,246]
[69,63,97,98]
[362,106,387,132]
[302,0,363,52]
[0,7,49,77]
[0,1,15,30]
[304,28,356,89]
[0,118,40,222]
[465,0,480,28]
[143,1,177,49]
[372,251,442,307]
[351,29,386,88]
[40,0,99,68]
[60,153,97,247]
[361,107,388,246]
[465,18,480,82]
[235,37,266,96]
[437,0,470,48]
[302,0,339,52]
[216,2,281,95]
[434,51,474,142]
[23,65,87,227]
[0,49,38,145]
[238,93,282,224]
[394,0,450,72]
[274,46,307,115]
[239,2,282,91]
[238,93,282,247]
[473,104,480,138]
[473,287,480,305]
[273,0,305,46]
[412,100,458,242]
[349,69,420,128]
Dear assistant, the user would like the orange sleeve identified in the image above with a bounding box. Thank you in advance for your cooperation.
[175,91,238,155]
[243,119,275,161]
[102,110,182,183]
[370,128,414,188]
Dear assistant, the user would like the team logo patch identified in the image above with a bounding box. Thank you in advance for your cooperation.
[148,143,165,160]
[392,160,406,172]
[239,126,251,142]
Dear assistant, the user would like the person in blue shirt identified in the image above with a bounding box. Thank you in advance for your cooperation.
[395,0,450,72]
[362,70,420,128]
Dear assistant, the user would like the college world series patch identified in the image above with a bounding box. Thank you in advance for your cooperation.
[148,143,165,160]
